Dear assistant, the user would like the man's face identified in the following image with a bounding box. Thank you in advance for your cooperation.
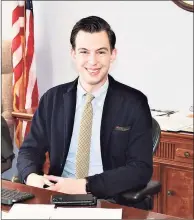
[71,30,116,90]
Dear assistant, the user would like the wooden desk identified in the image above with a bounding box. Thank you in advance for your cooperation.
[152,131,193,218]
[2,180,182,219]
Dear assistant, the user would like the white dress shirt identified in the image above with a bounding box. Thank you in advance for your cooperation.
[62,78,109,178]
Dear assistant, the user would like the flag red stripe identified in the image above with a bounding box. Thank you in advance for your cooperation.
[13,59,23,82]
[12,6,24,25]
[12,35,22,54]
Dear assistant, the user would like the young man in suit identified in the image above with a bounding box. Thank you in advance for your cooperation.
[17,16,153,202]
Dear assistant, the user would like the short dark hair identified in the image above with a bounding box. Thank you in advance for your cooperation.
[70,16,116,51]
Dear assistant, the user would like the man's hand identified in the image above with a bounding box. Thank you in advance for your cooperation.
[44,175,87,194]
[26,173,55,188]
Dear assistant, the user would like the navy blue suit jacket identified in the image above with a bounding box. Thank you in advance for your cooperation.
[17,75,153,198]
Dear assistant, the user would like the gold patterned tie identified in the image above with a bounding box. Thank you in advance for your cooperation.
[75,93,94,179]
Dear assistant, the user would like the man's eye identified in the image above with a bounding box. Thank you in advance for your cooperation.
[80,51,88,54]
[98,51,106,54]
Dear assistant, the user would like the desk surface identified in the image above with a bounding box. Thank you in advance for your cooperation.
[2,180,182,219]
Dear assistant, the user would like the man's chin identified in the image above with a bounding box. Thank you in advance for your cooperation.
[87,79,102,86]
[86,76,106,86]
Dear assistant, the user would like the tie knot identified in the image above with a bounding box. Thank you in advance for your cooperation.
[85,93,94,103]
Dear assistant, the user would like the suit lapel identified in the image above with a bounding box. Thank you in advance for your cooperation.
[63,80,77,160]
[100,77,124,168]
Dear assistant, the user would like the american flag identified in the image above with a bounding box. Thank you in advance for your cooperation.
[12,0,39,147]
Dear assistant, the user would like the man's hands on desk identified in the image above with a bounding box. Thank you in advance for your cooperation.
[26,173,54,188]
[26,173,87,194]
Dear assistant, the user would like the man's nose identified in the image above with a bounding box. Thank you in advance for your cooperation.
[88,53,98,65]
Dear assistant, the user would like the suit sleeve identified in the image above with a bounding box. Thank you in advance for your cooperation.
[87,96,153,198]
[17,94,49,183]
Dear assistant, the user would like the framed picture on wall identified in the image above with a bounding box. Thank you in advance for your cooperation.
[172,0,194,12]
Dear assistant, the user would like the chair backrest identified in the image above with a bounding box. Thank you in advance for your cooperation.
[1,116,15,173]
[152,118,161,154]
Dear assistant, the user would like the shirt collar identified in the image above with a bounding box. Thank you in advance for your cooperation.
[76,77,109,106]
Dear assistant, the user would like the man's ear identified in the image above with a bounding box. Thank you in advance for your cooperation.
[71,48,76,60]
[110,48,117,63]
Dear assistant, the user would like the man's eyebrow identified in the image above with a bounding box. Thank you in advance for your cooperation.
[78,48,88,51]
[78,47,109,51]
[96,47,109,51]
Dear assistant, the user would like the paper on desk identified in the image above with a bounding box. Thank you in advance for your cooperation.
[154,112,193,132]
[50,207,122,219]
[6,204,55,219]
[1,211,10,219]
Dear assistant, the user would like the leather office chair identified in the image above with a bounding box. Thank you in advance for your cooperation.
[117,117,161,210]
